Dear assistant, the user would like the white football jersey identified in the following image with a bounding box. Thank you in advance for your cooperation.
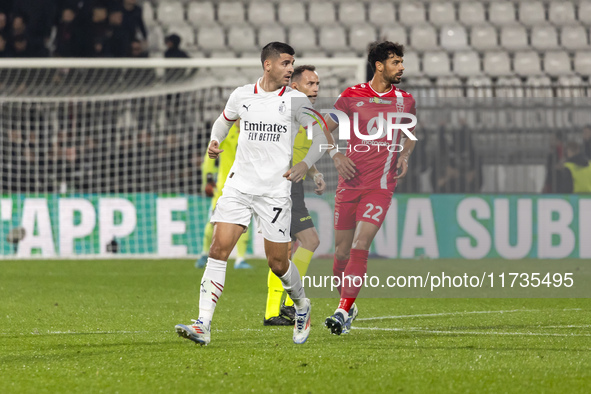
[221,79,312,197]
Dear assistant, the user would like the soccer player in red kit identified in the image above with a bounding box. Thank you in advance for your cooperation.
[322,41,417,335]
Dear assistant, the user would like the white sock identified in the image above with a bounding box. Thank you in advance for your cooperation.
[279,260,307,309]
[198,258,227,327]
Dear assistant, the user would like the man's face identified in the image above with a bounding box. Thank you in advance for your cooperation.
[13,17,24,30]
[0,36,5,51]
[583,127,591,140]
[14,39,26,52]
[0,13,6,29]
[109,11,123,25]
[379,54,404,84]
[62,9,75,23]
[266,53,295,86]
[131,42,142,56]
[292,70,320,104]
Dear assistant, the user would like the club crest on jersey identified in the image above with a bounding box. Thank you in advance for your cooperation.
[369,97,392,105]
[278,101,286,114]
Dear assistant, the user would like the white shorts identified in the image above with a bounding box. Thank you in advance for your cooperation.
[210,186,292,243]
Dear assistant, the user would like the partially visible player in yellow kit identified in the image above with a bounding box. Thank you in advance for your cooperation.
[264,65,326,325]
[196,121,251,269]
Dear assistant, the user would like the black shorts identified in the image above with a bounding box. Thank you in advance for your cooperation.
[290,180,314,238]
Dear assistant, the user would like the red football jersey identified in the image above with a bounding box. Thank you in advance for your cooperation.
[333,82,416,191]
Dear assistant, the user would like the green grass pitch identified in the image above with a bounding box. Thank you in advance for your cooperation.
[1,259,590,393]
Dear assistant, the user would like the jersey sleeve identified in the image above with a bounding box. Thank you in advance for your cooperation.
[222,87,241,122]
[333,88,351,118]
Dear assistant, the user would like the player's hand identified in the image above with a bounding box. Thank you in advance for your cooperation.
[332,152,356,180]
[313,173,326,195]
[283,162,308,183]
[208,140,223,159]
[393,155,409,180]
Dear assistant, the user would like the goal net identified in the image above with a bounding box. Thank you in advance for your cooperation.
[0,58,365,258]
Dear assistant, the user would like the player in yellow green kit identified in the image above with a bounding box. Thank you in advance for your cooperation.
[264,65,326,325]
[196,121,251,269]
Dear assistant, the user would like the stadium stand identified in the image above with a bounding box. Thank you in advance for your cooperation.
[1,0,591,197]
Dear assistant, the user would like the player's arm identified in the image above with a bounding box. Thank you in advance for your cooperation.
[306,165,326,195]
[285,121,327,183]
[209,88,240,159]
[324,117,356,180]
[208,115,234,159]
[393,100,417,180]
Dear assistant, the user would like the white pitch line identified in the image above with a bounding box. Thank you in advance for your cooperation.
[356,308,583,322]
[353,326,591,337]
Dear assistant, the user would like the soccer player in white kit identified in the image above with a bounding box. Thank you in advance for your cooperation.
[175,42,327,345]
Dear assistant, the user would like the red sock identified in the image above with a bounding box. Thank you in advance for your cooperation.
[339,249,369,312]
[332,257,349,294]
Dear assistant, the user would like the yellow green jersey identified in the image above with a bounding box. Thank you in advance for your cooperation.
[202,124,240,205]
[292,126,313,180]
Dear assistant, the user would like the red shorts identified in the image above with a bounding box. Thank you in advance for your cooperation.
[334,188,394,230]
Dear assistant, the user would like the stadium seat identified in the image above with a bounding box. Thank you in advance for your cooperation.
[466,76,494,98]
[561,26,589,51]
[436,76,463,98]
[401,51,420,77]
[349,24,377,53]
[548,2,575,26]
[428,2,456,27]
[142,2,156,26]
[167,23,196,49]
[197,25,226,52]
[579,1,591,24]
[409,24,438,51]
[208,50,236,59]
[380,25,407,45]
[187,2,215,26]
[518,1,546,27]
[247,1,276,26]
[319,25,348,53]
[227,25,257,52]
[440,25,468,51]
[513,51,543,76]
[148,25,165,51]
[500,25,529,51]
[483,51,512,76]
[368,2,396,27]
[398,3,427,26]
[453,51,482,77]
[574,51,591,75]
[157,1,184,26]
[422,51,452,77]
[556,75,585,97]
[217,2,246,26]
[458,3,485,26]
[524,76,553,98]
[531,25,559,50]
[278,3,306,26]
[544,50,573,76]
[470,24,498,51]
[308,3,336,27]
[488,1,517,26]
[338,2,366,27]
[258,25,286,47]
[496,76,524,98]
[287,25,317,52]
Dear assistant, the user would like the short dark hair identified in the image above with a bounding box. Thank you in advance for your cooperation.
[291,65,316,82]
[260,42,295,66]
[367,41,405,73]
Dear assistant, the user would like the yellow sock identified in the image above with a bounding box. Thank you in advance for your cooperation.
[265,268,284,320]
[236,227,249,258]
[201,222,213,254]
[284,247,314,307]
